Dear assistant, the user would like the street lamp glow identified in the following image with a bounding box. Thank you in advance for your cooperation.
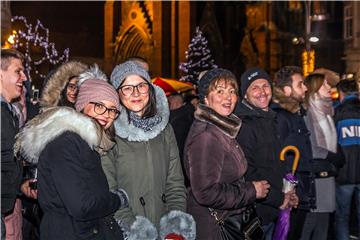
[309,36,319,43]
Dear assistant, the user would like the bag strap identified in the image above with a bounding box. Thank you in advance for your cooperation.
[208,208,226,225]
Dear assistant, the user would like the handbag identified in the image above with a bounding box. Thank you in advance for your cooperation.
[209,204,264,240]
[98,215,124,240]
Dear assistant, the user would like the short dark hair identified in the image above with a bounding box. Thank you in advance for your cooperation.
[274,66,303,88]
[336,79,359,95]
[1,48,25,70]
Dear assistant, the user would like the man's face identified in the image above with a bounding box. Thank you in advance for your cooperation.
[245,79,272,111]
[0,58,26,102]
[290,73,307,102]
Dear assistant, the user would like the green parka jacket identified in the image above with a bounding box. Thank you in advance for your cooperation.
[101,86,186,230]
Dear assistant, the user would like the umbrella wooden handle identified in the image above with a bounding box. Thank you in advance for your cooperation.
[280,145,300,175]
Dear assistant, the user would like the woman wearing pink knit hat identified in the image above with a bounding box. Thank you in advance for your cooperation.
[15,65,128,240]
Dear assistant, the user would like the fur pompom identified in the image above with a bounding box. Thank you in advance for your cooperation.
[78,64,108,86]
[159,210,196,240]
[128,216,158,240]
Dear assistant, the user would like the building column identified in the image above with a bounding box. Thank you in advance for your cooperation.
[104,1,114,74]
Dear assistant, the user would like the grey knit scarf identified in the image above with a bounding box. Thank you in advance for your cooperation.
[305,93,337,157]
[129,111,162,132]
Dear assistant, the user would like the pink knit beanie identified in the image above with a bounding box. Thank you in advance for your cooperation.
[75,79,121,112]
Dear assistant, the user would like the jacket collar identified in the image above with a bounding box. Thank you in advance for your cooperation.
[195,104,241,138]
[235,99,276,119]
[114,85,170,142]
[15,107,100,164]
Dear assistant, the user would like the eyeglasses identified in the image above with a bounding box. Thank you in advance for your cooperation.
[89,102,120,119]
[67,83,78,92]
[118,82,149,96]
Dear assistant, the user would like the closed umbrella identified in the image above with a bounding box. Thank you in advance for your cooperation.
[273,146,300,240]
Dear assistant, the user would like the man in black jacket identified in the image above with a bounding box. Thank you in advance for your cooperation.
[168,93,195,187]
[271,66,315,240]
[334,79,360,239]
[1,48,35,238]
[235,67,298,240]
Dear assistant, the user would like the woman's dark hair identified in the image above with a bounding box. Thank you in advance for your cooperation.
[59,76,78,108]
[141,83,157,119]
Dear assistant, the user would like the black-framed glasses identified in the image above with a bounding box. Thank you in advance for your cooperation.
[118,82,149,96]
[89,102,120,119]
[67,83,78,92]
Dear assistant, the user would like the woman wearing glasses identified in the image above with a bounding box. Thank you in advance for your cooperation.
[102,61,195,239]
[41,61,88,109]
[15,66,129,240]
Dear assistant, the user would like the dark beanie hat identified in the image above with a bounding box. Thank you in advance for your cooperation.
[198,68,236,103]
[240,67,271,96]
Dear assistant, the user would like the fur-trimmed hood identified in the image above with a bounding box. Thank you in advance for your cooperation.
[272,86,302,114]
[114,85,170,142]
[195,104,241,138]
[40,61,88,108]
[15,107,100,164]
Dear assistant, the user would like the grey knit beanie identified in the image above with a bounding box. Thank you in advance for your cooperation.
[110,61,151,90]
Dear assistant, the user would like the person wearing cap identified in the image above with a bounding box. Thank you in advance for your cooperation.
[183,68,270,240]
[235,67,299,240]
[15,65,129,240]
[270,66,315,240]
[102,61,194,240]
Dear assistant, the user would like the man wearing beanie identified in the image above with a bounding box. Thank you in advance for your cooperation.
[235,67,299,240]
[271,66,314,240]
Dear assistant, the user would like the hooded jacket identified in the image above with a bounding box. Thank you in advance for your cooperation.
[235,99,285,225]
[271,87,316,210]
[15,107,121,240]
[101,85,191,239]
[184,104,256,240]
[40,61,87,108]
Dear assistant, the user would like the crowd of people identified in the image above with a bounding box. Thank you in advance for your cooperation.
[1,48,359,240]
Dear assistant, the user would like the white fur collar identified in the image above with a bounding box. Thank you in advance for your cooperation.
[114,85,169,142]
[15,107,99,164]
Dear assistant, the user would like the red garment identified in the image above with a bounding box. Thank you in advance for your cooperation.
[4,199,23,240]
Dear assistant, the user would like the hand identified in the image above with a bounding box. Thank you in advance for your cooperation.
[289,192,299,209]
[21,179,38,199]
[279,190,295,210]
[252,180,270,199]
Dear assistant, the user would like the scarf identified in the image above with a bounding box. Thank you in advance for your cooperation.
[129,111,162,132]
[306,93,337,156]
[94,126,116,156]
[195,104,242,138]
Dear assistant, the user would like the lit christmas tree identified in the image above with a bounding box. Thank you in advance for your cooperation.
[179,27,217,84]
[9,16,70,82]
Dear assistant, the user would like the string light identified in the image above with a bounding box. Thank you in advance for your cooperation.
[10,16,70,81]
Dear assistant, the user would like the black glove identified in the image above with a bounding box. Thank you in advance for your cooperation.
[111,188,129,209]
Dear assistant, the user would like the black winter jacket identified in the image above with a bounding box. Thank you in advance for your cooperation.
[271,103,316,210]
[38,132,121,240]
[15,108,122,240]
[1,102,22,215]
[235,100,285,225]
[334,95,360,185]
